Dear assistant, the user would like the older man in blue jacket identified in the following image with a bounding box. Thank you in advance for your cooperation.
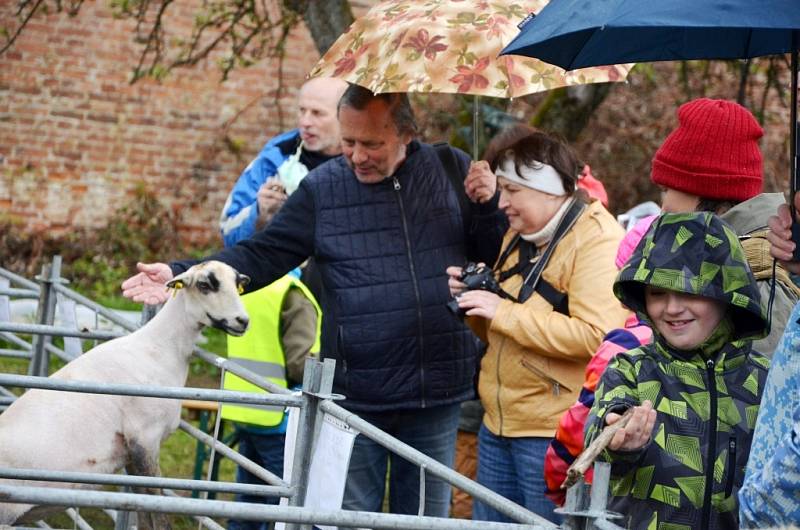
[219,76,348,246]
[122,84,507,519]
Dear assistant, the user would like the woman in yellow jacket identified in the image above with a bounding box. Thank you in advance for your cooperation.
[448,129,628,523]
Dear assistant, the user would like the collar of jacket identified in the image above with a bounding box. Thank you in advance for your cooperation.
[376,140,421,184]
[719,193,785,236]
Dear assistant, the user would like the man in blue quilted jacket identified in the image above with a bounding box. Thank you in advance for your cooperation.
[218,78,346,530]
[122,84,508,519]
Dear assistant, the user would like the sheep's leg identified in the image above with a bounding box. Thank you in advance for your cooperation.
[0,502,33,526]
[125,441,172,530]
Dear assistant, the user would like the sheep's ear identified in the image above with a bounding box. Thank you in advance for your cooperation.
[166,270,194,290]
[166,279,184,290]
[237,274,250,294]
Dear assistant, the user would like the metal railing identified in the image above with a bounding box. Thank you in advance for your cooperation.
[0,257,624,530]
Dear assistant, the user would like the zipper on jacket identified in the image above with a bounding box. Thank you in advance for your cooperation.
[495,336,507,435]
[392,176,427,407]
[725,436,737,497]
[519,358,566,396]
[338,325,349,395]
[701,359,717,530]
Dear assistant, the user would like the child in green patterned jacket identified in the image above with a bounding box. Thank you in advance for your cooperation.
[586,212,770,530]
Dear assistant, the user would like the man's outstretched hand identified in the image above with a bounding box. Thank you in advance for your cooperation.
[121,262,174,305]
[767,192,800,275]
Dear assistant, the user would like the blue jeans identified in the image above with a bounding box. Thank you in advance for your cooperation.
[473,424,561,524]
[342,403,460,518]
[228,428,286,530]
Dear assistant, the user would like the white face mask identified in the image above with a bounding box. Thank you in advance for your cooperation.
[276,143,310,195]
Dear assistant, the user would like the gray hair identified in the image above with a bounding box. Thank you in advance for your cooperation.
[337,84,418,137]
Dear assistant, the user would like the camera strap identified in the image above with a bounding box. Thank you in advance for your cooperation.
[433,142,472,233]
[516,198,586,306]
[494,240,567,312]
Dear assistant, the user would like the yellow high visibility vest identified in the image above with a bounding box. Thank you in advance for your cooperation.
[221,275,321,427]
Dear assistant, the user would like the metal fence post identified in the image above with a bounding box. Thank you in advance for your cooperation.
[28,256,63,377]
[558,477,590,530]
[286,358,335,530]
[113,506,134,530]
[556,461,625,530]
[587,462,624,530]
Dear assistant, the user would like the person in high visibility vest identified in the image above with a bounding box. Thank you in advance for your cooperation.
[222,274,321,530]
[218,79,336,530]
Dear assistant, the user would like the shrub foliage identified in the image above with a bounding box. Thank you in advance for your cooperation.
[0,185,192,302]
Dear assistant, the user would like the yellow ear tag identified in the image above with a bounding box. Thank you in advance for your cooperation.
[168,280,185,298]
[238,284,244,295]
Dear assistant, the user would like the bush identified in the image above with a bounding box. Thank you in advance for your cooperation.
[0,184,215,306]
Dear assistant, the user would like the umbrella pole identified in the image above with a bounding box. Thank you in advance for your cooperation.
[790,31,800,260]
[792,35,798,200]
[473,95,481,159]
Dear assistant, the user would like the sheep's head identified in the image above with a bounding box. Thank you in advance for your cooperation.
[166,261,250,336]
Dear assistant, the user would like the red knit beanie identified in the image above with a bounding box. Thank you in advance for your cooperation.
[651,98,763,201]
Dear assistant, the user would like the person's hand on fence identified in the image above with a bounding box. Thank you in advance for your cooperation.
[767,192,800,274]
[606,400,656,451]
[121,262,174,305]
[465,161,496,204]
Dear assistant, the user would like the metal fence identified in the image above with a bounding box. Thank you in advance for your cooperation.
[0,257,624,530]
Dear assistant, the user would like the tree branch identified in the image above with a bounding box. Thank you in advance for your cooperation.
[561,408,635,490]
[3,0,350,83]
[130,0,172,82]
[1,0,47,55]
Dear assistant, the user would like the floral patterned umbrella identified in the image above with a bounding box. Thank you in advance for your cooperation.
[309,0,632,99]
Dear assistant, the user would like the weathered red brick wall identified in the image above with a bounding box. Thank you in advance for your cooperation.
[0,0,322,247]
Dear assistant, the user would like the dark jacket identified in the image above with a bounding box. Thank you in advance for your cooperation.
[586,213,770,530]
[174,141,507,411]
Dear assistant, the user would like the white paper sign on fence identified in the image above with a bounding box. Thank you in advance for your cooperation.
[276,408,357,530]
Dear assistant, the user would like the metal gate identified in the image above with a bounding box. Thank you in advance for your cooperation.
[0,257,623,530]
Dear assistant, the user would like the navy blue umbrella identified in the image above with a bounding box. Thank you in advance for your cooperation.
[501,0,800,71]
[501,0,800,252]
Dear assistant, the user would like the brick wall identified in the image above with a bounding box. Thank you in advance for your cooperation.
[0,0,324,247]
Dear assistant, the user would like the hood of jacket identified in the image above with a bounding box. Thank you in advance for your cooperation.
[614,212,768,344]
[719,192,784,236]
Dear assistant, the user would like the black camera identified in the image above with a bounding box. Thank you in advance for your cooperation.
[447,262,503,316]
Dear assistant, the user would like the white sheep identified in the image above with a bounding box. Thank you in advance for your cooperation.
[0,261,250,528]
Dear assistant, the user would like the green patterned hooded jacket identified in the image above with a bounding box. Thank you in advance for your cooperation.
[586,212,770,530]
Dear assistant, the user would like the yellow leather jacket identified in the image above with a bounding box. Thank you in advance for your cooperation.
[469,200,628,438]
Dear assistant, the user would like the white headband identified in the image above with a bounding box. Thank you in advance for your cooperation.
[495,157,567,197]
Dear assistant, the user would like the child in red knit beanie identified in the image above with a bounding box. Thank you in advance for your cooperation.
[651,98,800,357]
[652,98,763,212]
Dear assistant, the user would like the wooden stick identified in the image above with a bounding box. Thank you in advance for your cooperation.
[561,407,635,490]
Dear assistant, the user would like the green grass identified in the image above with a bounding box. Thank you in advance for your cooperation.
[0,302,249,529]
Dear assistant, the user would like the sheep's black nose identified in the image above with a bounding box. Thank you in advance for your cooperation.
[236,316,249,328]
